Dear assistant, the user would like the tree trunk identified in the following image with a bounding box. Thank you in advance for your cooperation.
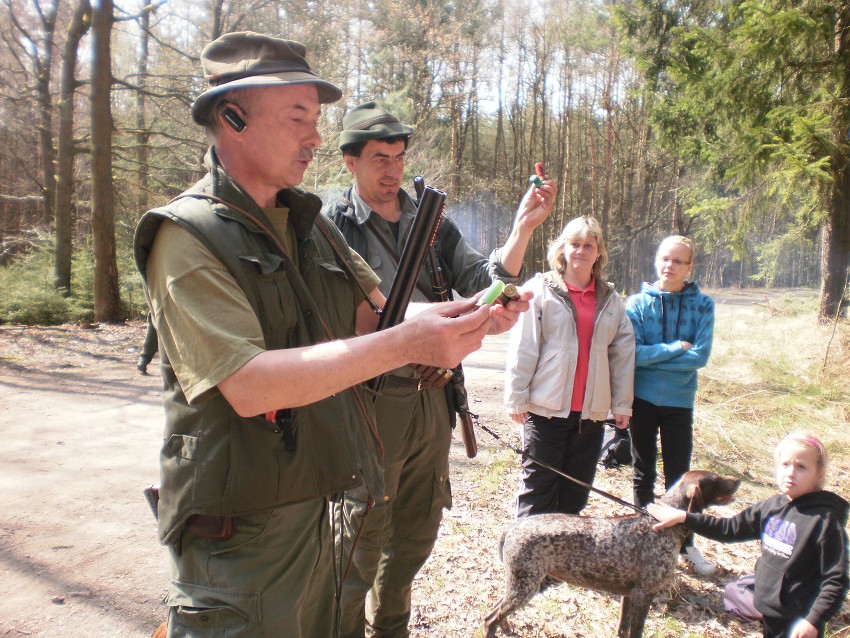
[820,162,850,322]
[819,5,850,321]
[589,118,597,221]
[136,9,151,215]
[34,0,60,227]
[90,0,122,322]
[601,42,618,233]
[54,0,90,294]
[492,22,506,178]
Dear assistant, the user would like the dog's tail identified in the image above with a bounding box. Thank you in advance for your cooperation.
[497,528,508,562]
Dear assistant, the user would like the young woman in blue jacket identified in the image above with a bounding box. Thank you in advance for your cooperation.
[626,235,716,575]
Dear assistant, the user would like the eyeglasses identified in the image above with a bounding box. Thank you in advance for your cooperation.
[658,257,691,267]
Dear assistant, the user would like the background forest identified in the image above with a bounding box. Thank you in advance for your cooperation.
[1,0,849,324]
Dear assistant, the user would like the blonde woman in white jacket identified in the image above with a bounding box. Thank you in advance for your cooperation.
[505,216,635,517]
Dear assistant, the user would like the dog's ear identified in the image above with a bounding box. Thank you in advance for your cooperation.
[686,479,706,512]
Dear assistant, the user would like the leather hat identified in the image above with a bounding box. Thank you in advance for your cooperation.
[191,31,342,125]
[338,102,414,150]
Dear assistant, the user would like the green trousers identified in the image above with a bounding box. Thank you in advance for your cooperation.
[166,498,335,637]
[336,381,452,638]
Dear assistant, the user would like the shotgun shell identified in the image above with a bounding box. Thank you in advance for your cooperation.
[496,283,520,306]
[529,161,545,187]
[477,279,506,306]
[535,161,545,178]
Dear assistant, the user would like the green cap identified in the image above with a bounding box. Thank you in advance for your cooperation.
[191,31,342,125]
[338,102,414,150]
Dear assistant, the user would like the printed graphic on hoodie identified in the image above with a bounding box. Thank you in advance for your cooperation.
[763,516,797,558]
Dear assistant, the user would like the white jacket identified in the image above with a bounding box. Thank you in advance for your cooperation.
[504,272,635,421]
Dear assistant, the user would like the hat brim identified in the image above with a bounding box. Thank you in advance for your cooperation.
[339,122,415,150]
[192,72,342,125]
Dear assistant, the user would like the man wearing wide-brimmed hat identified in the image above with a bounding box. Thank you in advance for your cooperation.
[325,102,557,637]
[134,32,531,637]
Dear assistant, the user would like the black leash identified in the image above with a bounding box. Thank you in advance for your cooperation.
[476,421,650,516]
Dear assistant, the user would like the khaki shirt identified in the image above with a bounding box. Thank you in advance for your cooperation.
[146,207,379,404]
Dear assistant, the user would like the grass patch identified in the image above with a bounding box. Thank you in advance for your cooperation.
[477,448,516,499]
[696,289,850,495]
[0,230,148,325]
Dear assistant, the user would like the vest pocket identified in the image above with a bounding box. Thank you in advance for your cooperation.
[222,398,362,513]
[238,252,284,275]
[165,433,198,460]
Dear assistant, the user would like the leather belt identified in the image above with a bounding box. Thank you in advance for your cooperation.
[381,375,435,391]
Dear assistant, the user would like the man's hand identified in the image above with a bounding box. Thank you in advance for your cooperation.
[510,412,529,425]
[400,298,492,370]
[514,175,557,234]
[485,288,532,335]
[614,414,630,429]
[500,177,558,277]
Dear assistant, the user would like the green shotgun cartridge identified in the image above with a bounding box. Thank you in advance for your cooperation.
[477,279,506,306]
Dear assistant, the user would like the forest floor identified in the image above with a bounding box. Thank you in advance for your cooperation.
[1,288,848,637]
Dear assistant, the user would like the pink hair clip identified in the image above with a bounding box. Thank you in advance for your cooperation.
[789,434,825,456]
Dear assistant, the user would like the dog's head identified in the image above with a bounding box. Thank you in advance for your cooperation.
[662,470,740,513]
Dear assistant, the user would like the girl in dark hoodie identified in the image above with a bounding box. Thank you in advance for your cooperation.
[649,433,849,638]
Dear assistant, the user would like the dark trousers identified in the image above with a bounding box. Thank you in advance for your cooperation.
[629,397,694,547]
[516,412,605,518]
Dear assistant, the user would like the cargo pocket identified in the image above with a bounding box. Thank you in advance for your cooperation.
[208,510,274,557]
[428,469,452,518]
[168,581,260,637]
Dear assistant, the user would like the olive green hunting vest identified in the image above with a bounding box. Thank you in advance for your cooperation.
[134,158,383,545]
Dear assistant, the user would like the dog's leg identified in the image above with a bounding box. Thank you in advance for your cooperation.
[625,591,653,638]
[484,590,529,637]
[617,595,632,638]
[484,565,545,637]
[484,598,511,638]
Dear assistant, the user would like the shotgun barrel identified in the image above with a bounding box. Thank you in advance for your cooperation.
[369,185,447,392]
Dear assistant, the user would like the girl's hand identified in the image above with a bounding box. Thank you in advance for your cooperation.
[647,503,687,530]
[789,618,818,638]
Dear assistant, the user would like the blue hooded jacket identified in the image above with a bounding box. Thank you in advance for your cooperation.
[625,281,714,408]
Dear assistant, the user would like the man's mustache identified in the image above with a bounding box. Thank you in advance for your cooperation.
[298,150,314,161]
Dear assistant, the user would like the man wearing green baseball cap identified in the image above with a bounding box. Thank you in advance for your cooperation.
[325,101,557,638]
[134,33,531,638]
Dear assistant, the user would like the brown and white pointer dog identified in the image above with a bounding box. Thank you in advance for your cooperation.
[484,470,741,638]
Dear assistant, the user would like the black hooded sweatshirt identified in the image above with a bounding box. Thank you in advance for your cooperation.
[685,491,849,626]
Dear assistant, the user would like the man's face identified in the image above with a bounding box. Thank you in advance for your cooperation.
[239,84,322,190]
[344,139,406,211]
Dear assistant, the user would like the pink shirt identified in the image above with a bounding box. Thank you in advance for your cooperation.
[567,278,597,411]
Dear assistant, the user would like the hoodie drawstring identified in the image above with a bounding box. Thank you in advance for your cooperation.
[660,294,684,343]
